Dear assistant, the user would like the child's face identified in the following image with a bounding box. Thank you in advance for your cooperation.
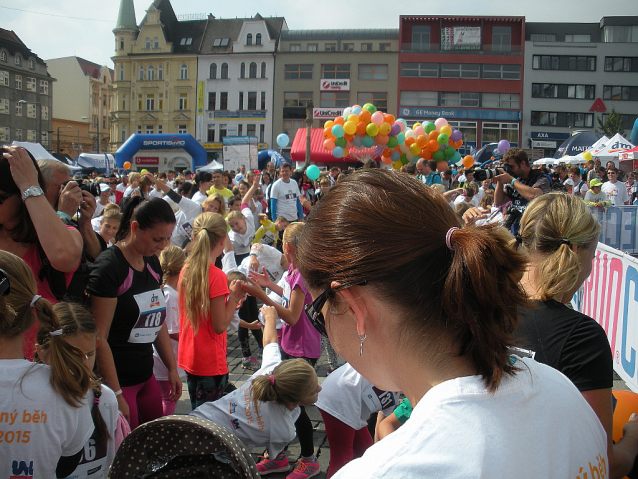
[66,333,98,370]
[203,200,221,213]
[238,183,248,196]
[299,372,322,406]
[229,201,241,212]
[100,219,120,242]
[275,220,289,232]
[229,217,247,235]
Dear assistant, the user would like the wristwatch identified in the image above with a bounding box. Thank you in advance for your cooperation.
[21,185,44,201]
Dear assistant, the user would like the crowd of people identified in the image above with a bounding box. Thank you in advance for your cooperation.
[1,143,638,478]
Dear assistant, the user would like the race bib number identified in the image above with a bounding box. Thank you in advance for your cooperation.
[362,386,396,413]
[128,289,166,343]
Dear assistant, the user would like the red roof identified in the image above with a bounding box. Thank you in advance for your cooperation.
[290,128,379,164]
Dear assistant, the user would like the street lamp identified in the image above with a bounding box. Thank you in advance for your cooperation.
[18,99,41,147]
[82,115,100,154]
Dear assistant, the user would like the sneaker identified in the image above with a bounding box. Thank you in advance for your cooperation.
[286,457,320,479]
[242,356,259,371]
[256,452,290,474]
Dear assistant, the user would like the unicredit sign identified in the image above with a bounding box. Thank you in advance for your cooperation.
[320,79,350,91]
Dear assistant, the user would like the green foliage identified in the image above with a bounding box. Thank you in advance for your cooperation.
[597,106,625,137]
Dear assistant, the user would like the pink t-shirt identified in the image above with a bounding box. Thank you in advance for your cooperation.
[280,268,321,359]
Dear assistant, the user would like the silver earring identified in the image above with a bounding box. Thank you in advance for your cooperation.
[358,333,367,357]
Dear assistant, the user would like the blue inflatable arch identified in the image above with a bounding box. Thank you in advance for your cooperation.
[115,134,207,169]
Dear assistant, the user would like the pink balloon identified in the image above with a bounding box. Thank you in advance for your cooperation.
[323,139,335,150]
[346,140,354,149]
[371,111,384,126]
[414,126,425,137]
[434,117,448,129]
[377,135,389,145]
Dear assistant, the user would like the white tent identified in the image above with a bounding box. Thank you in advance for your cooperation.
[11,141,57,160]
[590,133,635,161]
[533,158,556,166]
[197,160,224,172]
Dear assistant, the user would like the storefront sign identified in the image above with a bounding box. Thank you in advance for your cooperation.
[202,143,223,149]
[320,79,350,91]
[135,156,159,165]
[313,108,343,119]
[531,140,556,148]
[399,106,521,122]
[212,110,266,120]
[531,131,570,140]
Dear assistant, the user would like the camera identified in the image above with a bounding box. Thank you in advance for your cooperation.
[473,164,514,182]
[78,180,99,197]
[502,204,523,230]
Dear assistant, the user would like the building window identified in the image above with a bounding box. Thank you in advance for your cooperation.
[157,64,163,80]
[284,92,313,107]
[358,64,388,80]
[284,64,313,80]
[147,65,154,81]
[15,101,22,116]
[158,93,163,110]
[41,105,49,120]
[400,91,438,106]
[361,43,372,51]
[26,103,36,118]
[178,93,188,110]
[601,113,638,131]
[15,129,22,141]
[221,63,228,79]
[178,125,187,134]
[602,26,638,43]
[153,37,159,48]
[247,92,257,110]
[145,38,151,49]
[261,62,266,78]
[145,125,153,134]
[121,125,127,142]
[260,91,266,110]
[531,111,594,128]
[26,130,36,142]
[259,124,265,143]
[0,99,9,114]
[247,33,253,45]
[283,119,304,139]
[0,127,9,142]
[441,63,480,79]
[308,44,318,51]
[146,94,155,110]
[207,125,215,142]
[603,85,638,101]
[492,26,512,53]
[120,38,124,50]
[532,55,596,71]
[41,131,49,145]
[532,83,595,99]
[157,125,162,134]
[240,63,246,79]
[483,122,519,144]
[290,44,301,52]
[238,124,243,137]
[138,94,143,110]
[565,34,591,42]
[210,63,217,79]
[440,92,480,108]
[15,55,21,66]
[321,64,350,79]
[482,64,520,79]
[238,92,244,110]
[208,92,216,110]
[0,51,5,61]
[530,34,556,42]
[122,94,127,110]
[137,125,142,134]
[604,57,638,72]
[343,43,354,51]
[26,77,36,91]
[325,43,337,52]
[180,64,188,79]
[180,38,192,46]
[256,34,262,45]
[139,65,144,80]
[482,93,520,109]
[247,124,256,138]
[219,124,227,139]
[220,92,228,110]
[0,70,8,86]
[412,26,430,51]
[249,62,257,78]
[320,91,349,107]
[28,59,34,69]
[357,92,387,111]
[118,65,124,81]
[379,43,391,51]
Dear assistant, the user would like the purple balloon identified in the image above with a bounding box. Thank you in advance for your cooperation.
[451,129,463,142]
[390,123,401,136]
[374,145,385,156]
[497,139,511,154]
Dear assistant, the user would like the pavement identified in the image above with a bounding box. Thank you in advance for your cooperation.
[173,328,334,478]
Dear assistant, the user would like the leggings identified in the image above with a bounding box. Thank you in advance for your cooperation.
[319,409,373,478]
[186,372,228,410]
[121,375,164,430]
[157,380,178,416]
[238,295,264,357]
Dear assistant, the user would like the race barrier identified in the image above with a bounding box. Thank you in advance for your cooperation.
[573,243,638,392]
[589,206,638,254]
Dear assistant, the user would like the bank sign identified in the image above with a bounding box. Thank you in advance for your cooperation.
[320,79,350,91]
[400,107,521,122]
[313,108,343,119]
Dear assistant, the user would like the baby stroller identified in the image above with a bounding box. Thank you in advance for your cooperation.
[107,415,259,478]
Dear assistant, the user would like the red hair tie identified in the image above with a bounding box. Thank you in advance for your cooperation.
[269,374,275,386]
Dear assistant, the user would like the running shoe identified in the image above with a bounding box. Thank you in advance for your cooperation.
[242,356,259,370]
[287,457,320,479]
[256,452,290,474]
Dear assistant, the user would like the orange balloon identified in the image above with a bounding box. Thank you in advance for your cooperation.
[381,155,392,165]
[421,150,432,160]
[382,147,392,157]
[463,155,474,168]
[323,127,334,139]
[334,117,345,126]
[427,140,439,152]
[405,137,415,147]
[123,161,132,170]
[437,160,448,172]
[416,135,427,148]
[344,133,354,141]
[384,114,396,124]
[358,110,371,123]
[377,135,389,145]
[428,130,439,141]
[356,122,367,136]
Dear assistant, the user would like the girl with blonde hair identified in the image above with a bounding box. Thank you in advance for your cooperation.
[178,212,246,409]
[202,192,227,217]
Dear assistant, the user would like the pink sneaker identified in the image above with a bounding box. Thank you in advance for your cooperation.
[256,452,290,475]
[286,457,320,479]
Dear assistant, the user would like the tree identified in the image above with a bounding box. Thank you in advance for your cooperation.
[597,106,625,137]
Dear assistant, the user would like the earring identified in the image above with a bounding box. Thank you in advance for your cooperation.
[358,332,367,357]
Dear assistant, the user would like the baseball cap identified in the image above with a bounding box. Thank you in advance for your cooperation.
[589,178,603,187]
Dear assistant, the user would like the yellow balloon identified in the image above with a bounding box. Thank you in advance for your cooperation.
[324,120,334,129]
[583,151,592,161]
[392,160,402,170]
[378,122,392,136]
[366,123,379,137]
[343,121,357,136]
[348,114,359,123]
[409,143,421,155]
[412,122,422,129]
[440,125,452,137]
[140,169,148,175]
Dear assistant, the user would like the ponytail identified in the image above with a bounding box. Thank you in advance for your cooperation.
[115,197,176,244]
[90,383,110,443]
[159,245,185,286]
[250,359,315,411]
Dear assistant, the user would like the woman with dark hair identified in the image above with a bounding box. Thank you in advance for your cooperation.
[189,171,212,205]
[296,169,607,478]
[0,146,83,359]
[88,197,181,428]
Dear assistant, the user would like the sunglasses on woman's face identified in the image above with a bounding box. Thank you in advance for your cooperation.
[304,287,330,335]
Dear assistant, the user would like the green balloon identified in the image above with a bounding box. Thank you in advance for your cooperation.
[424,121,436,133]
[432,150,445,162]
[400,155,409,165]
[335,137,347,148]
[387,136,398,148]
[437,133,449,145]
[444,146,456,158]
[364,103,377,114]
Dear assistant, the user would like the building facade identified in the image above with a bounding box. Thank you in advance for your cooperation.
[523,16,638,158]
[0,28,53,148]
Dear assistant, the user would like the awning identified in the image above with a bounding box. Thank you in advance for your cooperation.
[290,128,380,164]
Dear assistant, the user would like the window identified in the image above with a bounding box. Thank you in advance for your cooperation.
[41,105,49,120]
[219,124,227,139]
[532,83,595,99]
[320,91,349,107]
[121,125,127,142]
[492,26,511,53]
[153,37,159,48]
[361,43,372,51]
[26,77,36,91]
[180,38,192,45]
[260,124,265,143]
[147,65,154,80]
[15,101,22,116]
[27,103,36,118]
[260,91,266,110]
[207,125,215,142]
[261,62,266,78]
[138,94,143,110]
[290,44,301,52]
[220,92,228,110]
[247,124,256,138]
[283,119,304,139]
[15,55,21,66]
[483,122,519,144]
[146,94,155,110]
[209,63,217,79]
[238,92,244,110]
[213,38,230,47]
[603,85,638,101]
[401,63,436,78]
[247,92,257,110]
[145,125,153,134]
[441,63,480,78]
[531,111,594,128]
[120,38,124,50]
[157,125,162,134]
[145,38,151,49]
[284,92,313,107]
[118,65,124,81]
[530,34,556,42]
[0,70,8,86]
[137,125,142,134]
[41,131,49,146]
[15,129,22,141]
[322,64,350,79]
[0,99,9,114]
[379,43,391,51]
[400,91,437,106]
[179,64,188,79]
[0,51,5,61]
[343,43,354,51]
[238,124,243,137]
[208,92,216,110]
[601,113,638,131]
[440,92,480,108]
[0,127,9,142]
[482,93,520,109]
[284,64,312,80]
[122,94,127,110]
[357,92,387,111]
[532,55,596,71]
[240,63,246,79]
[178,93,188,110]
[26,130,36,142]
[603,26,638,43]
[605,57,638,72]
[325,43,336,52]
[247,33,253,45]
[158,93,163,110]
[565,34,591,43]
[178,125,187,134]
[308,44,318,51]
[139,65,144,80]
[358,64,388,80]
[256,34,262,45]
[221,63,228,79]
[412,25,431,51]
[249,62,257,78]
[157,64,163,80]
[482,64,520,79]
[28,59,34,69]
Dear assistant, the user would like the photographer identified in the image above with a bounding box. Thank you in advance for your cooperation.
[494,148,552,234]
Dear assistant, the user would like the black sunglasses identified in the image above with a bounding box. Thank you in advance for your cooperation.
[304,281,367,335]
[0,268,10,296]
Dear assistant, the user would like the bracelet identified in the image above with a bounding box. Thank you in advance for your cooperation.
[510,178,517,187]
[229,297,239,304]
[114,389,123,397]
[57,211,72,222]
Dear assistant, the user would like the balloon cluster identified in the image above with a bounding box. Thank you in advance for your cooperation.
[322,104,466,171]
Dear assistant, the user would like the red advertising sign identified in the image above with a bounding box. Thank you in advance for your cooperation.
[135,157,159,165]
[590,98,606,112]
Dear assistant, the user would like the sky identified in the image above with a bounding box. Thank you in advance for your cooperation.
[1,0,637,67]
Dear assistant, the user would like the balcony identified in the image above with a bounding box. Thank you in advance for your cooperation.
[402,43,521,55]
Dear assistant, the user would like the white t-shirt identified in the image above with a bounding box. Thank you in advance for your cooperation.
[243,244,284,285]
[116,183,127,194]
[191,190,207,205]
[168,196,202,247]
[453,195,479,207]
[190,343,301,458]
[63,386,118,479]
[334,357,607,479]
[153,285,186,381]
[123,185,135,198]
[257,271,288,330]
[0,359,94,479]
[270,179,301,221]
[93,201,106,218]
[315,364,397,430]
[228,206,256,256]
[149,188,164,198]
[602,181,629,205]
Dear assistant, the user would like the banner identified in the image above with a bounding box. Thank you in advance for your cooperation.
[590,206,638,254]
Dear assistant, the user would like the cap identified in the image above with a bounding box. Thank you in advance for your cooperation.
[99,183,110,193]
[589,178,603,187]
